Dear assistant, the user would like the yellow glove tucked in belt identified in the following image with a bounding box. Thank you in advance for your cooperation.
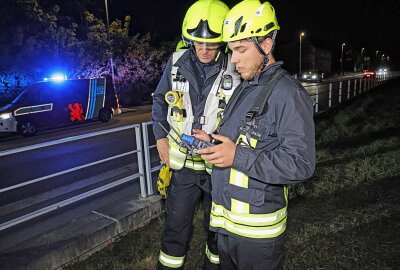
[157,164,172,199]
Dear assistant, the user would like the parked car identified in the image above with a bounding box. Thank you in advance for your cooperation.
[0,77,121,136]
[300,70,324,82]
[363,70,375,78]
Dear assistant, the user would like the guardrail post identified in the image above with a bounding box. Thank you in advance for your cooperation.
[364,78,367,92]
[315,85,319,113]
[141,122,153,195]
[141,121,162,196]
[347,80,350,100]
[135,125,147,198]
[353,79,362,97]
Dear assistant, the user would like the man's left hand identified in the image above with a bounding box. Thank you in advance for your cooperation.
[197,134,236,168]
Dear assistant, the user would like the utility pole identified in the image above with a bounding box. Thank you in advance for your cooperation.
[340,43,346,76]
[104,0,116,86]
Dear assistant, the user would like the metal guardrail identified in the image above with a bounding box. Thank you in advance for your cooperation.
[0,124,146,232]
[304,73,393,114]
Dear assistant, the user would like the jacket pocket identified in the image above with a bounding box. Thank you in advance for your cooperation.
[224,184,265,206]
[254,117,275,141]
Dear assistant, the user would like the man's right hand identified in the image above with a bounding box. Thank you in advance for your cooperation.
[156,138,170,165]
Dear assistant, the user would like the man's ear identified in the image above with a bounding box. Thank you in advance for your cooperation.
[260,38,273,54]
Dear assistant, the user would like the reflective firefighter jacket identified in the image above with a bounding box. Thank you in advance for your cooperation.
[210,62,316,240]
[152,49,240,171]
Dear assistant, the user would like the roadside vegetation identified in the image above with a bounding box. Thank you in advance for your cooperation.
[64,79,400,270]
[0,1,175,107]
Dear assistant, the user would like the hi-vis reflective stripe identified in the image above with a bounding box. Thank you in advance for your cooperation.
[210,203,287,239]
[205,162,213,175]
[168,130,207,171]
[212,202,287,226]
[159,250,185,268]
[205,243,220,264]
[229,134,258,214]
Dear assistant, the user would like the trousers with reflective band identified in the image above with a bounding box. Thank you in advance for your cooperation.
[158,250,185,269]
[210,134,288,239]
[157,168,218,270]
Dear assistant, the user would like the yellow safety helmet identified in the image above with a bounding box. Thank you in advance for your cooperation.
[182,0,229,44]
[222,0,280,42]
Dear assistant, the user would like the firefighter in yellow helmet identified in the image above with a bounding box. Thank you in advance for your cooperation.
[196,1,316,269]
[152,0,240,269]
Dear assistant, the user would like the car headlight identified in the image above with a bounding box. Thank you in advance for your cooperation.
[312,75,317,79]
[302,75,307,78]
[0,112,12,120]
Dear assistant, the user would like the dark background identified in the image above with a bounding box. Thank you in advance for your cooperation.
[95,0,399,68]
[4,0,399,69]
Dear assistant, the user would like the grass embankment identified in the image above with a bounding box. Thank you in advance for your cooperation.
[65,78,400,270]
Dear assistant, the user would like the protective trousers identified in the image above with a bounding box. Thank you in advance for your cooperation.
[157,167,219,270]
[216,233,285,270]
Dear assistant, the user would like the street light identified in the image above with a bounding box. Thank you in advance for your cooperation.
[340,42,345,76]
[361,47,364,57]
[299,32,305,76]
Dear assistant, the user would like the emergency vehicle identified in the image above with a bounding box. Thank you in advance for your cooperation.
[0,77,121,136]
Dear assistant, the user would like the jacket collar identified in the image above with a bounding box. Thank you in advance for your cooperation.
[246,61,283,86]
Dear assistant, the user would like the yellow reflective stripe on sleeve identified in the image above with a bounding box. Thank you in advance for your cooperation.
[159,250,185,268]
[205,243,220,264]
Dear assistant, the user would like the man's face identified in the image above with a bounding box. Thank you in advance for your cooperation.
[194,42,220,64]
[228,39,264,81]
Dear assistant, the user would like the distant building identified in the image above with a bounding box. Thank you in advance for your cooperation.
[302,41,332,73]
[277,38,332,75]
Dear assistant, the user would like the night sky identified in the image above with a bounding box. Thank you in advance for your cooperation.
[99,0,399,68]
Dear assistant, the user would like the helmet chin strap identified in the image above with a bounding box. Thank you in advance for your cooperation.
[250,31,277,70]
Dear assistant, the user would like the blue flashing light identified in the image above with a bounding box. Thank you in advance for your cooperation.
[43,73,67,82]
